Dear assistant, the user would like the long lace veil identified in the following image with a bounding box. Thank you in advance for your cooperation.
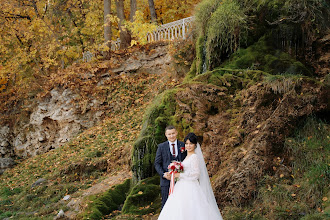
[196,143,223,219]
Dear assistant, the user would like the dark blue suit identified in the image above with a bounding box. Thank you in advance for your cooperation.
[154,140,186,208]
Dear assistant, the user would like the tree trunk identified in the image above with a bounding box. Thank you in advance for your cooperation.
[130,0,137,22]
[148,0,157,23]
[104,0,112,58]
[115,0,131,49]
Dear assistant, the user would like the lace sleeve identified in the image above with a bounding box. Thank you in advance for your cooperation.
[180,154,200,180]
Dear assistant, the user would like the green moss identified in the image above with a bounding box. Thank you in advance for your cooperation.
[301,213,327,220]
[85,208,103,220]
[196,36,205,75]
[205,0,248,69]
[195,0,250,70]
[81,179,131,220]
[183,58,198,84]
[192,68,266,94]
[122,176,161,215]
[92,200,109,215]
[324,74,330,87]
[221,36,312,75]
[132,89,185,181]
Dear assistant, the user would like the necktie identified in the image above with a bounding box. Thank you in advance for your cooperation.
[172,144,176,157]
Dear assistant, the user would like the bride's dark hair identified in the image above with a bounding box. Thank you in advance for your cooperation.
[184,133,198,145]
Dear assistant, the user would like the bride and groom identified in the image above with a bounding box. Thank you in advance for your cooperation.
[154,125,223,219]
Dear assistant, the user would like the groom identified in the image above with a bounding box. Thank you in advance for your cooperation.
[154,125,187,208]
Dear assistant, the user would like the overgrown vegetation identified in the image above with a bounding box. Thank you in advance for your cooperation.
[193,0,330,73]
[132,89,181,181]
[223,117,330,219]
[196,0,248,70]
[1,0,329,219]
[80,179,131,220]
[122,175,161,215]
[221,36,312,75]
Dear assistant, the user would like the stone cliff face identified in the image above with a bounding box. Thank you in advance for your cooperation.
[0,42,172,172]
[11,88,104,157]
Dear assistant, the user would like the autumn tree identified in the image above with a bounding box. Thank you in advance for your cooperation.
[148,0,157,23]
[104,0,112,58]
[130,0,137,22]
[115,0,131,48]
[0,0,202,90]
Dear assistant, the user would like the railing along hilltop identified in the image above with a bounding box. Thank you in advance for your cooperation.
[82,16,194,62]
[146,16,194,42]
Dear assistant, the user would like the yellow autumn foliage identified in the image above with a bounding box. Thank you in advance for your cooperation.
[0,0,202,89]
[126,11,157,45]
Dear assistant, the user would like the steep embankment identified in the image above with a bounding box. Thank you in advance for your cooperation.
[130,35,329,219]
[1,35,328,219]
[0,42,181,219]
[0,42,173,168]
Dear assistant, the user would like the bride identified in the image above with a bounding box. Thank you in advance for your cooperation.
[158,133,223,220]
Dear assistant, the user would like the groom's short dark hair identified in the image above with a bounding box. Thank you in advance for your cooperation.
[165,125,176,131]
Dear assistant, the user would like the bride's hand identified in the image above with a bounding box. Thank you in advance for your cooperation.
[174,173,180,178]
[163,172,171,180]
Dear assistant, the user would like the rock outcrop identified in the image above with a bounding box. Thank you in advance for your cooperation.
[9,88,104,157]
[0,42,172,168]
[0,158,15,174]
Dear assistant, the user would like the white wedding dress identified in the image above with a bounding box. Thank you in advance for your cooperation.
[158,146,223,220]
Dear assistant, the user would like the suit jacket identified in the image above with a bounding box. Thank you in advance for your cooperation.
[154,140,187,187]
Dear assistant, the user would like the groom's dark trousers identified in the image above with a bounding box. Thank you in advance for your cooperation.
[154,140,186,209]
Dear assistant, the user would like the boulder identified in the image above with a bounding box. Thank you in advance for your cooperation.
[0,158,15,174]
[31,178,47,187]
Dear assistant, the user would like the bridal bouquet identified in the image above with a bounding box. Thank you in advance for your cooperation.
[168,161,183,195]
[168,161,184,173]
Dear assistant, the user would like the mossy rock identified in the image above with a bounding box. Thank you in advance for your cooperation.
[324,74,330,87]
[122,176,161,215]
[81,179,131,220]
[132,135,158,182]
[221,36,312,76]
[132,89,184,181]
[195,36,206,75]
[192,68,266,94]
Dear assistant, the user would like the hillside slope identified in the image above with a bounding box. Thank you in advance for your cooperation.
[0,42,181,219]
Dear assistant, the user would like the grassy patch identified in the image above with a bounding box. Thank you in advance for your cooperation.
[80,179,131,220]
[223,117,330,219]
[122,175,161,215]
